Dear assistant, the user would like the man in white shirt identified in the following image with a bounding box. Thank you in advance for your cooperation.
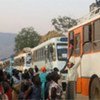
[66,55,82,100]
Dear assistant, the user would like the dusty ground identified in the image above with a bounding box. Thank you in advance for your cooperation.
[62,92,88,100]
[76,94,88,100]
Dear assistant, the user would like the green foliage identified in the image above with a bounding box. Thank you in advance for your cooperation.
[52,16,77,33]
[15,27,40,52]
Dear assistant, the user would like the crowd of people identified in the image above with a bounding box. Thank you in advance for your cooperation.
[0,66,63,100]
[0,38,84,100]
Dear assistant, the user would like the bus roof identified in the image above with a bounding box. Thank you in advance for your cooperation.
[14,53,26,59]
[68,11,100,32]
[31,36,68,52]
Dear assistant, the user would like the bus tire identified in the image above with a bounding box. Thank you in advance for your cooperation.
[67,81,76,99]
[89,77,100,100]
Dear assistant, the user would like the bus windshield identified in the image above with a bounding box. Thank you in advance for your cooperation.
[57,43,67,61]
[26,53,32,67]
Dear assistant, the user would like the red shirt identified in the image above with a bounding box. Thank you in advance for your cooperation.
[6,88,12,100]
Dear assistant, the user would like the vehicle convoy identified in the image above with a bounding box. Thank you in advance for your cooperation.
[0,48,32,71]
[31,36,68,91]
[68,0,100,99]
[5,36,67,73]
[31,36,68,71]
[12,36,68,90]
[14,52,32,71]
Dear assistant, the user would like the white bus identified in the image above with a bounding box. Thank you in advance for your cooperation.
[14,52,32,71]
[31,36,68,71]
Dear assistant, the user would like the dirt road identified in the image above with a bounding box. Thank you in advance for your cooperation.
[77,94,88,100]
[62,92,88,100]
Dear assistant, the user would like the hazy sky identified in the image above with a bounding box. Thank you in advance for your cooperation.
[0,0,95,35]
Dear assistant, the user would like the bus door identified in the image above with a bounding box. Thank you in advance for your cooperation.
[45,44,53,70]
[74,27,83,93]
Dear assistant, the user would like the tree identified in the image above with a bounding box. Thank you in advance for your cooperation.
[40,30,65,43]
[51,16,77,33]
[15,27,40,52]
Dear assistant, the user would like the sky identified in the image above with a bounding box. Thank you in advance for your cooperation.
[0,0,95,35]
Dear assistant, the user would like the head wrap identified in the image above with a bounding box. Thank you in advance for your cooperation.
[41,66,46,72]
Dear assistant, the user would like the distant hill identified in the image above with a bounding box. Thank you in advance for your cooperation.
[0,33,16,60]
[0,31,65,59]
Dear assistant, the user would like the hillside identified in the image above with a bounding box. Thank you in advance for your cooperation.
[40,30,65,43]
[0,33,16,59]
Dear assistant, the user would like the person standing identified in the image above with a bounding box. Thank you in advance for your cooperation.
[48,71,62,100]
[34,65,39,76]
[39,66,47,100]
[66,54,83,100]
[29,74,41,100]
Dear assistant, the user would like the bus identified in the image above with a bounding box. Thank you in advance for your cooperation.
[31,36,68,71]
[14,52,32,71]
[68,4,100,99]
[0,61,3,68]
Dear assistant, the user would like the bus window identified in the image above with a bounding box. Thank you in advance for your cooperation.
[93,19,100,51]
[38,49,41,61]
[45,46,48,62]
[49,45,53,53]
[14,58,20,66]
[69,31,74,40]
[51,44,56,61]
[42,47,45,60]
[83,24,92,53]
[69,31,74,57]
[48,45,52,59]
[35,51,37,61]
[74,34,80,56]
[21,57,24,66]
[33,51,35,61]
[47,44,56,61]
[57,43,67,61]
[26,53,32,67]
